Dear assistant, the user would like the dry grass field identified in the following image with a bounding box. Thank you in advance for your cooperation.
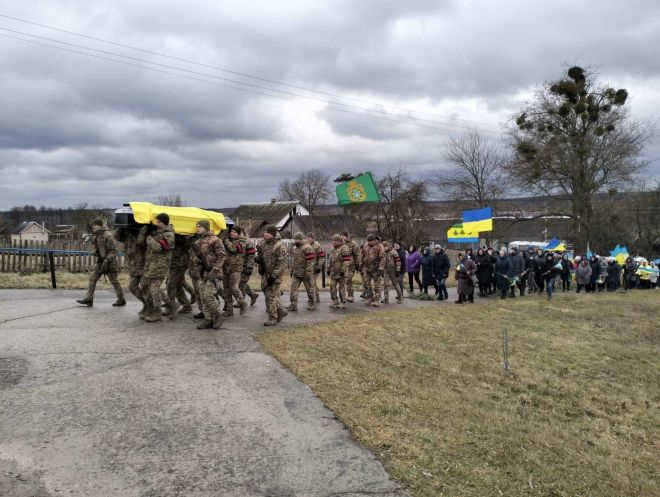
[259,290,659,497]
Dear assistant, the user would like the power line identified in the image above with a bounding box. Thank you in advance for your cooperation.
[1,32,493,134]
[0,12,504,131]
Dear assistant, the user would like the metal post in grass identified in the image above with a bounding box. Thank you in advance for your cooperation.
[502,328,510,373]
[48,251,57,289]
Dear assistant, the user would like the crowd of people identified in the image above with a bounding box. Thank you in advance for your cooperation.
[75,215,658,328]
[400,245,659,302]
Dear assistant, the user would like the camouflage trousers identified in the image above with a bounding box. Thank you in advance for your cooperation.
[199,278,221,319]
[85,266,124,301]
[290,274,315,305]
[167,267,190,307]
[345,268,356,299]
[222,270,245,311]
[128,272,143,302]
[140,277,164,316]
[261,276,284,320]
[190,276,202,312]
[382,270,403,301]
[239,272,258,298]
[363,270,383,302]
[361,268,373,298]
[329,274,346,303]
[311,271,321,303]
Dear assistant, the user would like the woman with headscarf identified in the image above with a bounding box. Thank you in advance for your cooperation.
[576,258,592,293]
[588,255,600,293]
[560,253,572,292]
[420,246,437,295]
[495,248,513,299]
[455,252,477,304]
[624,257,638,290]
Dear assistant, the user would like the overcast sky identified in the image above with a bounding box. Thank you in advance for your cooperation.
[0,0,659,210]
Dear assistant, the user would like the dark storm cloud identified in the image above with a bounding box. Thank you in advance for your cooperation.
[0,0,658,210]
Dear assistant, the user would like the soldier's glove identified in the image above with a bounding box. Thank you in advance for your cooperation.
[266,276,276,286]
[100,260,109,273]
[315,268,321,274]
[339,271,345,278]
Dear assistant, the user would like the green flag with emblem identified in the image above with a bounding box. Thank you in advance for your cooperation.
[335,172,380,204]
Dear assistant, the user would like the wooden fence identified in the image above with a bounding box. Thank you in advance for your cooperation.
[0,239,126,274]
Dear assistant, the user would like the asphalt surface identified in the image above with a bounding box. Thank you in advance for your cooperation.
[0,288,446,497]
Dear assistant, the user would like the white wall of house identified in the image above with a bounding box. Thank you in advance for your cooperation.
[11,223,49,243]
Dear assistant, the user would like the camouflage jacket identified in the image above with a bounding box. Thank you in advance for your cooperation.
[345,239,361,271]
[291,242,316,278]
[93,227,119,273]
[144,225,175,279]
[124,226,148,276]
[364,242,386,272]
[224,236,247,273]
[170,235,192,269]
[385,248,401,273]
[188,235,202,279]
[311,240,326,271]
[191,231,226,280]
[242,238,257,274]
[257,238,287,282]
[360,243,371,271]
[328,243,351,277]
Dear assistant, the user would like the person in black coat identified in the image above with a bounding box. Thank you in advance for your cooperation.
[432,245,450,301]
[494,248,514,299]
[475,248,492,297]
[533,248,546,295]
[560,253,572,292]
[538,252,559,300]
[487,247,498,294]
[509,247,525,298]
[519,249,532,296]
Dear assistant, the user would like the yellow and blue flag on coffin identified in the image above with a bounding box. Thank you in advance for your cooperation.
[447,223,480,243]
[129,202,227,235]
[462,207,493,233]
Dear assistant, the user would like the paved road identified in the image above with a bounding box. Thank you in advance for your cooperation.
[0,288,446,497]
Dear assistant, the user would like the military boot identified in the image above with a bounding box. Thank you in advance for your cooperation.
[222,309,234,318]
[193,311,205,319]
[239,301,248,315]
[346,297,354,303]
[138,303,148,319]
[178,305,193,313]
[250,294,259,306]
[337,301,346,309]
[276,307,288,323]
[371,301,380,307]
[381,298,389,304]
[264,318,278,326]
[286,304,298,312]
[164,300,179,318]
[76,298,93,306]
[197,319,213,329]
[112,297,126,307]
[145,313,163,322]
[328,300,339,309]
[306,302,317,310]
[212,313,223,329]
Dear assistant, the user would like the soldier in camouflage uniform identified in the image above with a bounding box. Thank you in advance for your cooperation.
[191,220,226,329]
[76,219,126,307]
[139,213,175,322]
[238,226,259,307]
[340,231,361,303]
[305,232,325,305]
[363,234,386,307]
[188,233,205,319]
[222,226,248,317]
[359,240,372,300]
[163,234,192,318]
[123,226,148,314]
[327,234,352,309]
[381,240,403,304]
[257,225,288,326]
[287,232,317,311]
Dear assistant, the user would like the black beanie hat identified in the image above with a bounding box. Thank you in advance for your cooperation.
[155,213,170,225]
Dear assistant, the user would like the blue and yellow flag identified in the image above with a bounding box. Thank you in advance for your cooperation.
[462,207,493,233]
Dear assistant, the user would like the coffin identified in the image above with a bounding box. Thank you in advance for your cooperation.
[114,202,227,235]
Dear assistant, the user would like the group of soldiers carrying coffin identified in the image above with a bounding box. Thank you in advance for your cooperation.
[76,213,404,329]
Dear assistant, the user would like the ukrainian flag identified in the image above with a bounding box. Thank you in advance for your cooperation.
[462,207,493,233]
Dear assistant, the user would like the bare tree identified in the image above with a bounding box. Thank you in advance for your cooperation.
[374,168,430,245]
[432,128,507,208]
[157,193,185,207]
[278,169,332,214]
[507,66,654,252]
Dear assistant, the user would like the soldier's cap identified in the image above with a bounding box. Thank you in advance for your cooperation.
[375,235,382,241]
[305,232,315,240]
[332,234,342,242]
[293,232,305,241]
[91,218,105,227]
[230,225,242,234]
[340,231,349,237]
[366,234,375,242]
[196,219,210,230]
[155,213,170,225]
[264,225,278,236]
